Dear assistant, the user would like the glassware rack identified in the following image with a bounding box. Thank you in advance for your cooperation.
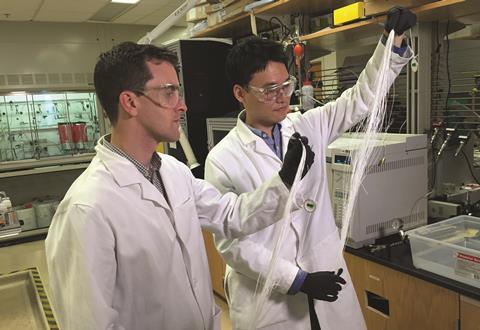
[0,91,102,165]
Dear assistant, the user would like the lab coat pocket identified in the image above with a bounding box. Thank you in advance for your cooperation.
[228,271,289,329]
[299,229,341,272]
[176,195,193,207]
[299,230,366,330]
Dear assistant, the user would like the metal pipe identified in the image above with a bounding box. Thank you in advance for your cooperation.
[137,0,197,44]
[136,0,202,170]
[178,126,200,170]
[454,134,470,157]
[6,101,15,160]
[437,127,456,158]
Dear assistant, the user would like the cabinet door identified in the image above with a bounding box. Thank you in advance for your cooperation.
[345,252,459,330]
[345,253,388,329]
[202,230,226,298]
[461,295,480,330]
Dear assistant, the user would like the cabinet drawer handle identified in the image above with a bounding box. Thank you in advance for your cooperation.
[368,274,381,281]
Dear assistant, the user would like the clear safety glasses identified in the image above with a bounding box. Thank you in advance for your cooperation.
[133,84,183,108]
[247,76,297,103]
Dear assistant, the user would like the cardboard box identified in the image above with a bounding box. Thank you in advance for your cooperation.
[206,0,237,13]
[186,4,208,22]
[207,9,226,26]
[223,0,253,21]
[333,2,365,26]
[364,0,435,16]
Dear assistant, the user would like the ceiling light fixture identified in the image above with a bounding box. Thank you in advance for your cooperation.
[111,0,140,4]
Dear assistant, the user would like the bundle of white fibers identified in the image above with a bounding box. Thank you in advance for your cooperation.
[248,144,306,330]
[336,29,396,261]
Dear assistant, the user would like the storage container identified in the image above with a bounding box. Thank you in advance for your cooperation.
[15,207,37,231]
[408,215,480,288]
[333,2,365,26]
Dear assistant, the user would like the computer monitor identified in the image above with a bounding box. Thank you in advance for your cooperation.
[206,117,237,151]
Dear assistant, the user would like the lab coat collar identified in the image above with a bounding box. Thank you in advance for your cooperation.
[95,136,170,210]
[236,110,295,160]
[236,110,258,146]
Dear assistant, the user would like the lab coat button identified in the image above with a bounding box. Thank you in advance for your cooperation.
[304,199,316,213]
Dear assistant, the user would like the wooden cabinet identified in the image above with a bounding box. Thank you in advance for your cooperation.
[345,252,459,329]
[202,230,226,299]
[461,295,480,330]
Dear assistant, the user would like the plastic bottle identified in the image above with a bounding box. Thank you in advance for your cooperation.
[0,198,6,228]
[0,192,7,227]
[301,81,315,111]
[2,197,17,226]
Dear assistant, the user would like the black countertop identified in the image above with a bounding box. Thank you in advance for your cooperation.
[345,241,480,301]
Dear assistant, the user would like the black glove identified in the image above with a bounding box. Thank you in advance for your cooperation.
[384,6,417,35]
[300,268,346,302]
[279,132,315,187]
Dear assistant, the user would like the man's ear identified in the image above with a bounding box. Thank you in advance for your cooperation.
[233,84,246,104]
[118,91,139,117]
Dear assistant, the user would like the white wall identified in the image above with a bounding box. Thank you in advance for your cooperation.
[0,21,156,76]
[0,21,187,91]
[153,26,189,46]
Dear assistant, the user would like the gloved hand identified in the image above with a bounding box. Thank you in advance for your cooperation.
[279,132,315,187]
[300,268,346,302]
[384,6,417,35]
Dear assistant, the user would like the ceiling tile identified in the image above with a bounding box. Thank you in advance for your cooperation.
[39,0,108,13]
[34,11,95,22]
[0,0,43,11]
[1,0,202,26]
[113,4,161,23]
[0,11,37,21]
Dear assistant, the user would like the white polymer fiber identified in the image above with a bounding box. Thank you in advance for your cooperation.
[248,144,307,330]
[336,29,397,262]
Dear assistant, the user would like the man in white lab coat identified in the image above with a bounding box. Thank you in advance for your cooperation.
[45,42,314,330]
[205,7,416,330]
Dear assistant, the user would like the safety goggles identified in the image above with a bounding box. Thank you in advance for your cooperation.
[133,84,183,108]
[246,76,297,103]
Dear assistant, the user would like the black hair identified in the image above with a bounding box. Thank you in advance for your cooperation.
[93,41,178,125]
[225,37,288,88]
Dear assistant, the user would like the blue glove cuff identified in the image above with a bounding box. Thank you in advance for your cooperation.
[381,34,408,57]
[287,269,308,295]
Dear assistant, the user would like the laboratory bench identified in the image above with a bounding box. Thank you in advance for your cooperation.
[0,229,48,249]
[344,239,480,329]
[345,242,480,301]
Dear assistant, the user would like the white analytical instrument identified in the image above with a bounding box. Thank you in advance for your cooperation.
[327,133,428,248]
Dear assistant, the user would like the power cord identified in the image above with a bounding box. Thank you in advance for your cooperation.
[461,149,480,184]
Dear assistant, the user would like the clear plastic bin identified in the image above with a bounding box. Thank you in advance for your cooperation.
[408,215,480,288]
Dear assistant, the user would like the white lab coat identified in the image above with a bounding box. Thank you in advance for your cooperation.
[205,40,412,330]
[45,136,291,330]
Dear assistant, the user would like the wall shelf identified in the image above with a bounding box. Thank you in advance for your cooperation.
[0,163,89,178]
[193,0,338,38]
[301,0,467,51]
[0,153,93,175]
[194,0,471,44]
[0,227,48,245]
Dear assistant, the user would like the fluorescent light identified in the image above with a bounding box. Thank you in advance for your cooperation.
[111,0,140,3]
